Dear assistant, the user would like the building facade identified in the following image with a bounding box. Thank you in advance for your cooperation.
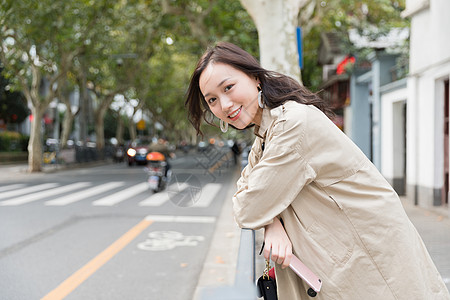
[319,32,408,197]
[319,0,450,212]
[403,0,450,209]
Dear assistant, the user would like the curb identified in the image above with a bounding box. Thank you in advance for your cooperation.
[0,160,111,173]
[193,168,242,299]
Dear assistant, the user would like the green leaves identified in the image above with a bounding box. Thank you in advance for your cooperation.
[0,0,257,143]
[300,0,409,90]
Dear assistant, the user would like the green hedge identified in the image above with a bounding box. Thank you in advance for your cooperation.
[0,151,28,164]
[0,131,29,152]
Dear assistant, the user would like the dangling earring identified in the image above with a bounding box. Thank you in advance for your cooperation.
[220,119,228,133]
[257,90,264,108]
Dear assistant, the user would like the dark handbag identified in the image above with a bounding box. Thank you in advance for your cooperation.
[256,259,278,300]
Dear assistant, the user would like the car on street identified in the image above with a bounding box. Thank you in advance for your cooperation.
[126,138,151,166]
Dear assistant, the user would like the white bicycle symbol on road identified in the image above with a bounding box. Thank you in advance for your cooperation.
[137,231,205,251]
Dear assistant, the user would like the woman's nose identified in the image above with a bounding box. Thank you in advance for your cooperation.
[220,96,233,112]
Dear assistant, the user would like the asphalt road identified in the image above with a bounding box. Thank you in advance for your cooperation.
[0,151,237,300]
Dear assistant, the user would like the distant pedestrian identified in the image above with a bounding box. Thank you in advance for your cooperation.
[231,140,241,166]
[185,42,450,299]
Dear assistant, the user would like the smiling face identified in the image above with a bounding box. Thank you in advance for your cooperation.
[199,62,261,130]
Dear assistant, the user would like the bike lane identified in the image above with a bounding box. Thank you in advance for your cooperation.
[59,215,217,300]
[1,213,219,300]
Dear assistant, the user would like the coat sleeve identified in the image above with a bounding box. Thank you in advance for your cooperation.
[232,118,317,230]
[236,139,262,193]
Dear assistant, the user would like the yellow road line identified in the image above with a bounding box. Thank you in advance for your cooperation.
[41,218,153,300]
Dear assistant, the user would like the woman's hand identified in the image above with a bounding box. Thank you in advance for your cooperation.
[264,217,292,269]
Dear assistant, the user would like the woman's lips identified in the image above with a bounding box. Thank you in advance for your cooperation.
[228,106,242,121]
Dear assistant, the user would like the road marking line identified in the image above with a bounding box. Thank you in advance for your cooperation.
[145,215,216,223]
[92,182,149,206]
[0,182,91,206]
[0,184,26,192]
[41,218,153,300]
[45,182,125,206]
[138,182,189,206]
[137,231,205,251]
[0,183,59,202]
[138,192,170,207]
[192,183,222,207]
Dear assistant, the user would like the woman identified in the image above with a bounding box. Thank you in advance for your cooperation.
[185,42,450,299]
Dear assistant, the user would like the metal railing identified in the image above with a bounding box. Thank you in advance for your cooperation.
[200,229,257,300]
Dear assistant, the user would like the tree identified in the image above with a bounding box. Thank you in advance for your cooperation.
[153,0,259,143]
[73,0,166,152]
[57,78,79,148]
[140,44,189,141]
[124,93,144,142]
[240,0,308,82]
[160,0,258,55]
[1,0,261,165]
[0,0,85,171]
[237,0,408,89]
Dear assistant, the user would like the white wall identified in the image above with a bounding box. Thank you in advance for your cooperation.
[406,76,418,191]
[417,72,437,188]
[411,68,448,188]
[405,0,450,207]
[343,106,352,138]
[409,0,450,74]
[381,88,407,180]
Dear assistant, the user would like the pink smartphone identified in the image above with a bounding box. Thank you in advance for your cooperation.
[289,254,323,294]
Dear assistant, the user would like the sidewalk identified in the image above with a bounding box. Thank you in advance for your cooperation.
[195,191,450,298]
[193,168,244,300]
[400,197,450,290]
[0,161,110,181]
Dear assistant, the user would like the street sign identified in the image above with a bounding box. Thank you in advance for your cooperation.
[137,119,145,130]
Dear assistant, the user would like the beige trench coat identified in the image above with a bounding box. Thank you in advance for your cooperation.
[233,101,450,299]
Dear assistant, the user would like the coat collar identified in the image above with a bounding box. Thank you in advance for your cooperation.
[255,104,284,138]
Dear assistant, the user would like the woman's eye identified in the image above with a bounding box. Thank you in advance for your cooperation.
[208,97,217,104]
[224,84,233,92]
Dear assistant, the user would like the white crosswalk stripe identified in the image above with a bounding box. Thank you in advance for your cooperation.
[0,183,59,200]
[92,182,149,206]
[0,182,91,206]
[139,182,189,206]
[0,181,223,208]
[0,184,26,192]
[192,183,222,207]
[45,182,126,206]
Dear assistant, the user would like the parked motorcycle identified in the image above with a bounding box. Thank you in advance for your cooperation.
[145,152,171,192]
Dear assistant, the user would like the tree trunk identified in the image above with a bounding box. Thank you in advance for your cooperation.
[28,106,45,172]
[60,109,75,148]
[95,106,107,152]
[77,69,89,144]
[21,65,54,173]
[240,0,308,83]
[124,98,143,142]
[115,114,125,145]
[128,120,137,142]
[57,79,76,148]
[93,92,118,152]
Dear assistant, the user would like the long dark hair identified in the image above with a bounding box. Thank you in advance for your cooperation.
[185,42,333,135]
